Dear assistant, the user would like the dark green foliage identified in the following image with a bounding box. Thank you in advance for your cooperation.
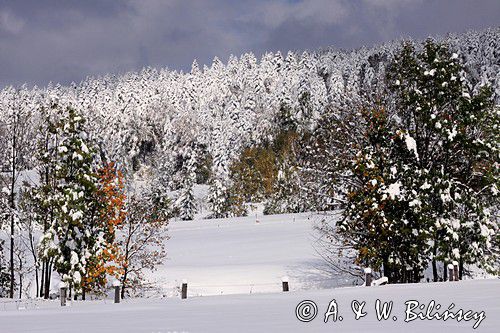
[0,240,11,297]
[333,39,499,281]
[37,105,102,290]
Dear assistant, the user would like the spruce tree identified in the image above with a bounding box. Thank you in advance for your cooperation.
[176,181,196,221]
[207,178,231,218]
[387,40,499,277]
[38,106,101,292]
[339,39,499,282]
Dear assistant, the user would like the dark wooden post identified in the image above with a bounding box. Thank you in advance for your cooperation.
[113,281,121,303]
[282,276,289,292]
[60,282,67,307]
[364,268,372,286]
[181,279,188,299]
[447,264,454,282]
[452,261,459,281]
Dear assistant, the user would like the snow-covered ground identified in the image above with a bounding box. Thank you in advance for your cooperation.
[151,212,351,297]
[1,209,498,332]
[1,279,498,332]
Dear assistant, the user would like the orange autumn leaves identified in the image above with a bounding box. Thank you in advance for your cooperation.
[82,162,126,293]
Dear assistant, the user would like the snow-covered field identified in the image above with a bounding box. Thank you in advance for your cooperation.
[151,212,349,297]
[1,279,498,332]
[1,212,498,332]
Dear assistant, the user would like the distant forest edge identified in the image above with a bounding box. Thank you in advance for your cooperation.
[0,28,498,217]
[1,29,498,181]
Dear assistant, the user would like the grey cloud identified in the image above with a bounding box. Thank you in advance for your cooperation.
[0,10,25,34]
[0,0,498,88]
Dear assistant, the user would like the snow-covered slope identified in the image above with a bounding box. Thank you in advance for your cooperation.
[1,211,498,332]
[151,212,350,297]
[1,279,498,332]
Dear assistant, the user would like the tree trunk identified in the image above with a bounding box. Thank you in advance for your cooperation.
[9,212,14,298]
[413,267,420,283]
[18,275,22,299]
[9,129,17,299]
[382,255,392,283]
[431,245,438,282]
[18,256,23,299]
[459,258,464,280]
[34,266,39,298]
[121,269,128,299]
[443,261,447,281]
[39,262,45,298]
[29,232,39,298]
[43,260,51,299]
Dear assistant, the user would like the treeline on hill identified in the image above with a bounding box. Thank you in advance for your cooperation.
[0,29,499,298]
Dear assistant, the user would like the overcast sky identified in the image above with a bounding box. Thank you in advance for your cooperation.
[0,0,499,88]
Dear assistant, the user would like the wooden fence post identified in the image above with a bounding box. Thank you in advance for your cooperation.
[113,280,121,303]
[282,276,289,292]
[181,279,188,299]
[364,268,372,286]
[447,264,454,282]
[452,261,459,281]
[59,282,67,307]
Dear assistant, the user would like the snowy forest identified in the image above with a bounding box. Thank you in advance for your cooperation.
[0,27,499,300]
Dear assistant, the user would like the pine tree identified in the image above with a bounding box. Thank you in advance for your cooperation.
[175,149,198,221]
[264,163,303,215]
[32,102,62,299]
[387,40,499,278]
[37,106,101,293]
[207,178,231,218]
[337,39,499,282]
[176,181,196,221]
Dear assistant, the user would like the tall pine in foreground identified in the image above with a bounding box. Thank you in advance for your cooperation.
[338,39,499,282]
[387,40,499,279]
[38,106,101,293]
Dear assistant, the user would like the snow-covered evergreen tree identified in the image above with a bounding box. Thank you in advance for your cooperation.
[264,164,303,215]
[37,105,101,292]
[336,39,499,282]
[386,40,499,278]
[176,181,196,221]
[207,178,232,219]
